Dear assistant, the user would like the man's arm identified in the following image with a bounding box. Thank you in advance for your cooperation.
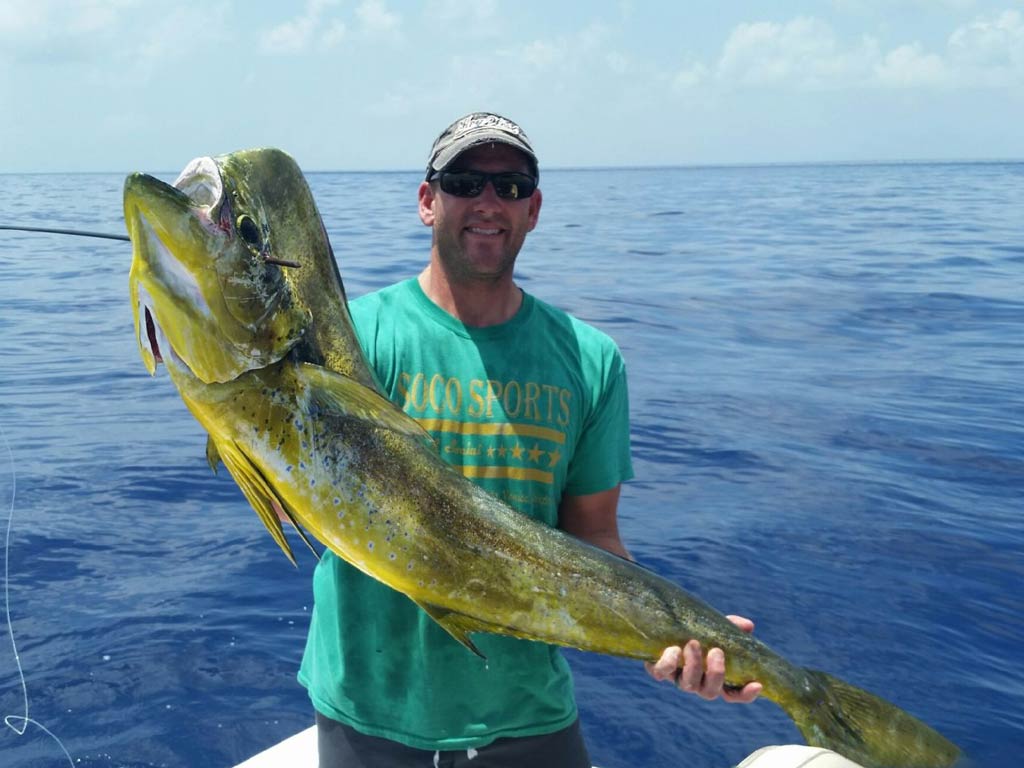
[558,487,762,704]
[558,485,630,558]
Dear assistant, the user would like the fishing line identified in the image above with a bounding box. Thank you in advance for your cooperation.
[0,224,129,242]
[1,422,75,766]
[1,225,304,270]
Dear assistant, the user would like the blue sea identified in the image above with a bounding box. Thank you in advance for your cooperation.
[1,161,1022,768]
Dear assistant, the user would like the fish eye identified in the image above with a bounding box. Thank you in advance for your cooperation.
[236,214,263,250]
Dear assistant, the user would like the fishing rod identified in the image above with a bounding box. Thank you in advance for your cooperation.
[0,225,299,267]
[0,225,129,242]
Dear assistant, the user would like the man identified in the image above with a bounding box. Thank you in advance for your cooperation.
[299,112,761,768]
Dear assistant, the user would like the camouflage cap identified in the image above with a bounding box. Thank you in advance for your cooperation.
[425,112,538,179]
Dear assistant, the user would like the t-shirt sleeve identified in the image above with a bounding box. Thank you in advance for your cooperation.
[563,352,634,496]
[347,295,378,366]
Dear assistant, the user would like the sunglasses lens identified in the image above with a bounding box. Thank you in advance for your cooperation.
[493,174,536,200]
[440,172,486,197]
[436,171,537,199]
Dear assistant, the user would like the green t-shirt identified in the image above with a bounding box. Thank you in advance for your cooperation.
[298,277,634,750]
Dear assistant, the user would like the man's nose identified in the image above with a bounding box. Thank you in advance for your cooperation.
[472,180,503,210]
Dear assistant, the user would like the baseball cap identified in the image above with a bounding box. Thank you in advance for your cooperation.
[425,112,538,179]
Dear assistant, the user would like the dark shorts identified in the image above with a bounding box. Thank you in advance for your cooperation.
[315,711,591,768]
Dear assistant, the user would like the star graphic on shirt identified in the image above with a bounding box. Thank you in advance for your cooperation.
[487,445,496,457]
[511,443,524,460]
[527,443,544,463]
[498,445,508,458]
[548,448,562,467]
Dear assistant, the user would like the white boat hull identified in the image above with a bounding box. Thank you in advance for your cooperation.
[233,726,866,768]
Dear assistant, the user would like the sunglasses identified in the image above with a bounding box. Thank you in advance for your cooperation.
[429,170,538,200]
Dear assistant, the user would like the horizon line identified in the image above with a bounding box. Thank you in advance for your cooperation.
[2,156,1022,176]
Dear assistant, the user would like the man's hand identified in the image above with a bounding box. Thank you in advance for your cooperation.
[644,615,762,703]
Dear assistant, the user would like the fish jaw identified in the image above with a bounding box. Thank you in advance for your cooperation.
[125,180,247,384]
[124,168,310,384]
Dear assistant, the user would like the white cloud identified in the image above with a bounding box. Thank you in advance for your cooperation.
[606,51,631,75]
[717,17,879,89]
[0,0,137,52]
[130,7,218,59]
[875,42,948,86]
[321,20,348,48]
[261,0,346,55]
[0,0,45,36]
[673,62,709,90]
[418,7,1023,108]
[947,9,1024,86]
[710,10,1024,91]
[425,22,632,114]
[420,0,498,41]
[0,0,132,38]
[513,23,617,75]
[831,0,979,11]
[67,0,138,34]
[423,0,497,24]
[356,0,401,36]
[522,39,562,70]
[577,21,613,54]
[0,1,231,84]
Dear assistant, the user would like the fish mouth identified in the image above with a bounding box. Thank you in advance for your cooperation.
[144,306,163,364]
[134,280,175,372]
[173,156,223,209]
[127,203,197,377]
[127,159,221,379]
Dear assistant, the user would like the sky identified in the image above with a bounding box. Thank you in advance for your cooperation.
[0,0,1022,172]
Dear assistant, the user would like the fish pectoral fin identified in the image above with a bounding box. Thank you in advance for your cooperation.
[296,527,321,562]
[213,437,298,566]
[413,601,487,660]
[296,363,435,446]
[205,434,222,474]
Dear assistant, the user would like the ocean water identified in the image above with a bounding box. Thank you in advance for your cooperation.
[1,161,1022,768]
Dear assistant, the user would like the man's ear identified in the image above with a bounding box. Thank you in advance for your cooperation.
[419,181,436,226]
[526,188,542,232]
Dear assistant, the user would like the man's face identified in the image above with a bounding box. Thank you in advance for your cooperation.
[419,143,542,283]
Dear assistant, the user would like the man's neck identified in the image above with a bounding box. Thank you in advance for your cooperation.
[418,265,523,328]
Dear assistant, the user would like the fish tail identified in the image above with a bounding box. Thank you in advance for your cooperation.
[776,669,961,768]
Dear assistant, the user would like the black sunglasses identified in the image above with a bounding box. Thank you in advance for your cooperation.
[429,170,538,200]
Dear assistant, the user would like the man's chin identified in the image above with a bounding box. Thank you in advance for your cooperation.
[443,251,517,282]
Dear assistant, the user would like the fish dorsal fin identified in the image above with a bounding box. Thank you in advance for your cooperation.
[412,600,486,659]
[212,437,320,565]
[295,363,435,445]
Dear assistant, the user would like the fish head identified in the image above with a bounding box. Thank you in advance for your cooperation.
[125,149,313,383]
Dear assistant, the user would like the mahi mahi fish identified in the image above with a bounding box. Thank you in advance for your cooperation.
[124,148,960,768]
